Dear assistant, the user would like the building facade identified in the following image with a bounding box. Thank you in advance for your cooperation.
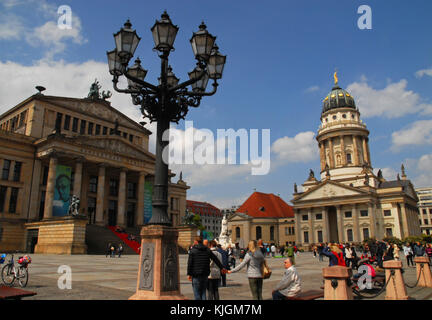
[0,86,189,252]
[186,200,222,236]
[227,192,295,247]
[291,76,421,248]
[416,187,432,235]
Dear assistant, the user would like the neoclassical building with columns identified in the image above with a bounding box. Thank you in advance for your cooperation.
[291,76,421,248]
[0,85,188,253]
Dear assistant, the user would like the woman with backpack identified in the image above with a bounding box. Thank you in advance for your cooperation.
[228,240,265,300]
[322,244,346,266]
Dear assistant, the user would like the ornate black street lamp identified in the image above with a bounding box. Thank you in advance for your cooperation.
[107,12,226,226]
[107,12,226,299]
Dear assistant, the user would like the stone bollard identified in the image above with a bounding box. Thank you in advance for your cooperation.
[383,260,408,300]
[322,266,353,300]
[414,257,432,288]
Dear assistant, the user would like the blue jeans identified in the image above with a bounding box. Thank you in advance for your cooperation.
[272,290,286,300]
[192,276,208,300]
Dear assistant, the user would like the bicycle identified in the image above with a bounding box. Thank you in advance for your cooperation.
[1,253,31,288]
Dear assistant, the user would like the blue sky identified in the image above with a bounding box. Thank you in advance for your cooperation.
[1,0,432,209]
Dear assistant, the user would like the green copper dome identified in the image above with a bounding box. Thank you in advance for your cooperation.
[322,85,356,114]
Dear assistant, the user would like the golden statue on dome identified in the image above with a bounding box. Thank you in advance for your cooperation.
[334,71,339,86]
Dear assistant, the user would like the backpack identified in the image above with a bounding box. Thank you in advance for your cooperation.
[333,251,346,266]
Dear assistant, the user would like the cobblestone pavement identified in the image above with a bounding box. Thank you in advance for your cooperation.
[7,252,432,300]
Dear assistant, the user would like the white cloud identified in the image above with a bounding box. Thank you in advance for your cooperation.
[26,16,87,59]
[347,79,432,118]
[415,68,432,78]
[391,120,432,152]
[271,131,318,163]
[304,85,320,93]
[0,13,26,40]
[404,154,432,188]
[0,59,142,123]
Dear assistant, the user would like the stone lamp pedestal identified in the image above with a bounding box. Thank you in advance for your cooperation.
[323,266,353,300]
[383,260,409,300]
[129,225,186,300]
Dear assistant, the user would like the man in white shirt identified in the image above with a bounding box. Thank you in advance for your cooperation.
[272,258,301,300]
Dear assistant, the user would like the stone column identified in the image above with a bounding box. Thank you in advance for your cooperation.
[28,159,42,220]
[328,138,335,168]
[352,135,360,166]
[319,142,325,171]
[295,209,302,245]
[336,206,344,243]
[95,164,106,225]
[43,155,58,220]
[368,202,376,239]
[136,171,147,227]
[73,159,83,199]
[352,204,360,243]
[362,137,369,164]
[322,207,329,243]
[117,168,127,227]
[308,209,315,244]
[340,136,345,166]
[400,203,409,238]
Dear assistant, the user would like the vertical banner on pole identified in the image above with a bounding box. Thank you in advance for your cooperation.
[53,165,72,216]
[143,181,153,224]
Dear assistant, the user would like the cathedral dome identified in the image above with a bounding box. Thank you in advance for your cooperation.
[322,73,356,114]
[322,85,356,113]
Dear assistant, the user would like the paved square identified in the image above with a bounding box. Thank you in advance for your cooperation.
[8,252,432,300]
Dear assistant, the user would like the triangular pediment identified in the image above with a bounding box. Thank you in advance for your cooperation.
[294,180,368,202]
[228,212,252,221]
[40,96,151,134]
[74,136,155,162]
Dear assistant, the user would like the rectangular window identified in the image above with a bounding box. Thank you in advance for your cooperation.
[64,115,71,130]
[346,153,352,164]
[430,209,432,215]
[0,186,7,212]
[317,230,323,243]
[285,227,289,236]
[302,215,308,221]
[360,210,368,217]
[12,161,22,182]
[362,228,369,240]
[303,231,309,243]
[2,160,11,180]
[55,112,63,129]
[423,209,427,215]
[315,213,322,220]
[123,132,127,138]
[9,187,19,213]
[42,166,49,185]
[129,134,134,143]
[127,182,136,199]
[89,176,98,193]
[18,110,27,128]
[344,211,352,218]
[88,122,94,135]
[384,210,392,217]
[425,219,429,225]
[103,126,108,135]
[386,228,393,237]
[347,229,353,242]
[72,117,78,132]
[109,179,118,196]
[95,124,101,135]
[80,120,86,134]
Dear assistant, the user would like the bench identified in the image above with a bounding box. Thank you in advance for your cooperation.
[285,290,324,300]
[0,285,37,300]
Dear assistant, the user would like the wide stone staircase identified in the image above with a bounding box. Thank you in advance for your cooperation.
[85,224,141,255]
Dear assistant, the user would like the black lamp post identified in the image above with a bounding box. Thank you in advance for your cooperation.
[107,12,226,227]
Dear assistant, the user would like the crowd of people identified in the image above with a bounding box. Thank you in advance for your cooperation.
[187,237,302,300]
[310,240,432,269]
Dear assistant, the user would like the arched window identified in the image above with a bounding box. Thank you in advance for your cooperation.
[235,227,240,239]
[270,226,275,241]
[256,226,262,240]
